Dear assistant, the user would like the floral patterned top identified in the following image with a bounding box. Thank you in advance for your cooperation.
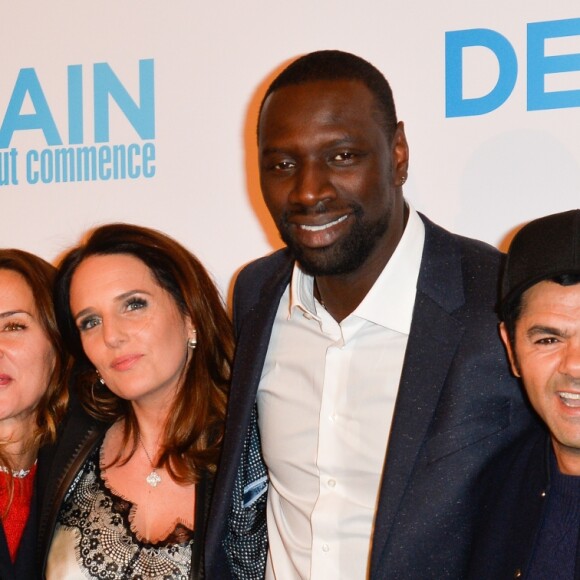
[46,444,194,579]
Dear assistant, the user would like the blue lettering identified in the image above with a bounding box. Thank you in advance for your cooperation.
[40,149,54,183]
[528,18,580,111]
[98,145,112,180]
[0,68,62,148]
[26,149,39,184]
[142,142,155,178]
[0,149,18,185]
[127,143,140,178]
[445,28,518,117]
[68,65,84,144]
[94,59,155,143]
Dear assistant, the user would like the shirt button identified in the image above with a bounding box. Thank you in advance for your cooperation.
[328,479,336,488]
[322,543,330,552]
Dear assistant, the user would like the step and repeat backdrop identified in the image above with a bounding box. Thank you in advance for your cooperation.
[1,1,579,295]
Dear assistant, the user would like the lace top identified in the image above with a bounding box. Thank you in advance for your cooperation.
[46,445,194,579]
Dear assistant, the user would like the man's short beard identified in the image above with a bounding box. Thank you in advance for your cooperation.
[279,206,390,277]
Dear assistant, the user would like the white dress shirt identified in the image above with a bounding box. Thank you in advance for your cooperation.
[257,206,425,579]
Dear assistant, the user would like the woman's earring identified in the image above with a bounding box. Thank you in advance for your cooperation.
[187,329,197,350]
[96,369,105,385]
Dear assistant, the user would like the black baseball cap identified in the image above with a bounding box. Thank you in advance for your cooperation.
[501,209,580,316]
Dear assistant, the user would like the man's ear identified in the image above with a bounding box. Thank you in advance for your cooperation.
[499,322,520,378]
[392,121,409,186]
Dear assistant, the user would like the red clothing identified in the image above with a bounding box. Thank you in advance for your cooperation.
[0,464,36,562]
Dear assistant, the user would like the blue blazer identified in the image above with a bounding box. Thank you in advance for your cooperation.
[206,214,537,579]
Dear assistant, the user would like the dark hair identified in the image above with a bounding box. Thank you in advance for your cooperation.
[258,50,398,141]
[54,223,233,483]
[0,250,69,489]
[503,273,580,345]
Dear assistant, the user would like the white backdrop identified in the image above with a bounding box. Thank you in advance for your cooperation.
[1,1,579,298]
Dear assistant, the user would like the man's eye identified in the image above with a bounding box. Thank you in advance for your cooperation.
[331,152,360,164]
[273,161,295,171]
[535,337,559,345]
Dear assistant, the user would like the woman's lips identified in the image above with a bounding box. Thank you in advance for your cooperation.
[110,354,143,372]
[0,374,13,386]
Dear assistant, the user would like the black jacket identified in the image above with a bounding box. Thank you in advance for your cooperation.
[468,425,580,580]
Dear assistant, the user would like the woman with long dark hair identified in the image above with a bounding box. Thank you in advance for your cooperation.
[0,249,68,579]
[39,224,233,579]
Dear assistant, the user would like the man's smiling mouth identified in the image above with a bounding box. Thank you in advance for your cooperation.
[559,392,580,407]
[299,215,348,232]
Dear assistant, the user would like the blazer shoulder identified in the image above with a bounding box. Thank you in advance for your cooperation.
[232,249,293,320]
[422,213,503,267]
[420,213,505,311]
[235,248,293,290]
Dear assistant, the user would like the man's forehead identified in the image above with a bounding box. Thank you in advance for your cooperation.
[266,79,373,115]
[519,280,580,318]
[258,80,379,139]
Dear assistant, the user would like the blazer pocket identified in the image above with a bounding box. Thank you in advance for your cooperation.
[425,400,511,464]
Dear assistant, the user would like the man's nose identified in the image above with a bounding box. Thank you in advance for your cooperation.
[560,339,580,379]
[289,161,335,207]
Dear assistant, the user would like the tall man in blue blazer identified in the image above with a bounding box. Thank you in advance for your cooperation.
[205,50,536,579]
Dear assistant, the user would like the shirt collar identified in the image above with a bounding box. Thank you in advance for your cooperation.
[288,203,425,333]
[355,204,424,333]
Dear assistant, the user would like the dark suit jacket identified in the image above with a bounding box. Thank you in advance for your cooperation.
[206,214,537,579]
[468,426,580,580]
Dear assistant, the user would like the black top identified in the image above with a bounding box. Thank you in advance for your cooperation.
[468,427,580,580]
[527,452,580,579]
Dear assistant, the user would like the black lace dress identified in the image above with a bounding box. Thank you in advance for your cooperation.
[45,445,194,579]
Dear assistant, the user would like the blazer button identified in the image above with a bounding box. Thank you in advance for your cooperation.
[514,569,522,578]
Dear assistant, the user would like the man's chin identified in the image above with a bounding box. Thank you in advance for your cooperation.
[292,246,363,277]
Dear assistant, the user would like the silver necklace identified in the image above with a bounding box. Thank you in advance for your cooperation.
[0,459,37,479]
[138,435,161,487]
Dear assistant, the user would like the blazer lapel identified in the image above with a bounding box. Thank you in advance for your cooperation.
[370,217,466,574]
[220,256,292,481]
[205,253,292,564]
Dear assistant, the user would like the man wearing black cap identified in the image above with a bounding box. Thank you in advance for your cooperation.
[469,209,580,579]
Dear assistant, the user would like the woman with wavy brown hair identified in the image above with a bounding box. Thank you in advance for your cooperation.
[0,249,68,579]
[38,223,233,579]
